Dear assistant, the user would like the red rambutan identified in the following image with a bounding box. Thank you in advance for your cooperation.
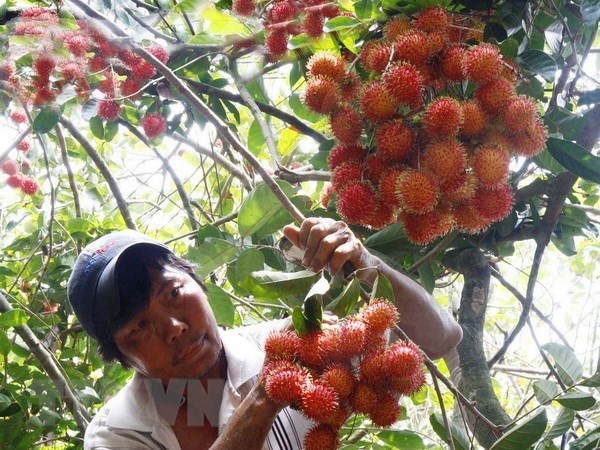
[17,140,31,152]
[10,111,27,125]
[20,176,39,195]
[264,330,301,361]
[369,392,401,427]
[441,171,476,204]
[399,210,452,245]
[382,63,424,109]
[423,97,463,137]
[359,298,399,334]
[509,120,547,157]
[331,161,362,192]
[374,120,415,162]
[301,383,340,423]
[386,341,423,379]
[475,78,515,113]
[327,144,368,170]
[268,0,296,24]
[460,100,486,137]
[337,319,367,357]
[414,6,449,33]
[365,42,395,74]
[360,82,398,123]
[89,56,108,73]
[303,12,324,38]
[20,6,58,22]
[384,18,412,41]
[97,100,122,121]
[364,154,388,184]
[141,113,167,139]
[6,174,24,189]
[359,350,387,386]
[394,31,431,67]
[264,365,308,405]
[336,182,379,226]
[307,52,346,82]
[502,96,538,133]
[472,183,514,222]
[0,159,18,176]
[233,0,256,16]
[463,43,503,84]
[350,383,377,414]
[378,167,405,207]
[422,140,467,181]
[339,72,360,103]
[99,71,119,96]
[60,31,90,57]
[363,200,396,230]
[453,202,491,234]
[394,170,439,214]
[320,364,355,398]
[121,77,143,100]
[329,107,362,144]
[298,331,330,368]
[472,144,510,187]
[440,45,467,82]
[148,46,170,64]
[33,54,55,80]
[303,424,339,450]
[130,60,156,79]
[302,76,341,115]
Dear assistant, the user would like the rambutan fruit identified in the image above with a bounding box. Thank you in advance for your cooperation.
[60,31,90,57]
[414,6,449,33]
[0,61,16,82]
[374,120,415,162]
[337,182,379,226]
[440,45,467,82]
[320,364,355,398]
[97,100,122,121]
[321,4,341,19]
[337,318,367,357]
[327,144,368,170]
[453,202,491,234]
[486,130,513,154]
[0,159,18,176]
[98,71,119,96]
[17,140,31,152]
[141,113,167,139]
[366,43,395,74]
[89,56,108,73]
[399,210,452,245]
[360,82,399,123]
[303,12,324,38]
[475,78,515,113]
[460,100,486,137]
[10,111,27,125]
[266,30,289,57]
[441,172,476,204]
[472,183,514,222]
[363,332,388,354]
[321,184,336,209]
[262,359,298,380]
[330,107,362,144]
[148,46,170,64]
[264,365,307,405]
[378,167,405,207]
[364,154,388,184]
[382,63,424,109]
[427,31,446,57]
[121,77,143,100]
[359,40,379,72]
[33,54,55,80]
[463,43,503,84]
[298,330,333,368]
[307,52,346,82]
[394,31,431,67]
[233,0,256,16]
[423,97,463,138]
[394,170,439,214]
[509,120,547,157]
[359,350,387,386]
[359,298,399,334]
[422,140,467,181]
[303,424,339,450]
[350,383,378,414]
[131,60,157,79]
[268,0,296,24]
[339,72,360,103]
[6,174,24,189]
[363,200,395,230]
[385,17,411,41]
[301,383,340,423]
[265,330,301,360]
[20,6,58,22]
[386,341,423,379]
[331,161,362,192]
[472,144,510,187]
[302,76,341,115]
[20,176,39,195]
[369,392,400,427]
[502,96,538,133]
[389,368,426,396]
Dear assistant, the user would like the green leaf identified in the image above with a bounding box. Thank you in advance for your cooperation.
[66,218,92,233]
[430,413,470,450]
[0,332,11,354]
[325,277,360,317]
[323,16,360,32]
[288,34,311,50]
[354,0,374,19]
[417,263,435,294]
[32,106,61,134]
[517,50,557,82]
[89,116,104,140]
[304,275,330,300]
[246,270,320,298]
[546,137,600,184]
[248,119,266,156]
[104,121,119,142]
[534,149,568,175]
[235,248,265,282]
[542,342,583,386]
[0,394,12,414]
[174,0,207,13]
[490,409,547,450]
[303,296,322,331]
[205,284,235,327]
[581,372,600,387]
[238,181,296,239]
[533,379,561,404]
[292,306,308,335]
[0,309,29,328]
[185,238,238,279]
[545,407,575,440]
[556,392,596,411]
[580,1,600,26]
[372,273,394,302]
[568,425,600,450]
[376,430,424,448]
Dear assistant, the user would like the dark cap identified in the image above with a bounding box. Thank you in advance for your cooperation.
[67,229,171,340]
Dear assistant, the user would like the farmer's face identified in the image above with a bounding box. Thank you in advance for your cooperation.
[113,266,222,383]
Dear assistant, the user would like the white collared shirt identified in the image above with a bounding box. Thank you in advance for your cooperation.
[84,320,313,450]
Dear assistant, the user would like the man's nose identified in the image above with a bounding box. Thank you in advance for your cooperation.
[164,316,187,343]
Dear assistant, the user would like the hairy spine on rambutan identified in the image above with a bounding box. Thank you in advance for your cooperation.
[414,6,449,33]
[369,392,401,427]
[141,113,167,139]
[472,183,514,222]
[350,383,378,414]
[399,210,453,245]
[264,330,301,361]
[440,45,467,82]
[389,368,426,396]
[422,140,467,181]
[302,76,341,115]
[301,383,340,423]
[337,182,379,226]
[337,319,367,357]
[471,144,510,187]
[264,365,308,405]
[377,167,405,207]
[475,78,515,113]
[329,108,362,144]
[359,350,387,387]
[441,172,476,204]
[1,159,19,175]
[331,161,362,192]
[384,18,411,41]
[364,154,388,184]
[509,120,547,157]
[453,202,491,234]
[374,120,415,162]
[233,0,255,16]
[266,30,289,57]
[423,97,463,137]
[460,100,486,137]
[20,176,39,195]
[394,31,431,67]
[502,96,539,133]
[303,12,324,38]
[360,81,399,123]
[395,170,439,214]
[462,43,503,83]
[303,424,339,450]
[382,63,424,109]
[307,52,346,82]
[319,365,355,398]
[327,144,367,171]
[359,298,399,334]
[6,174,24,189]
[386,341,423,379]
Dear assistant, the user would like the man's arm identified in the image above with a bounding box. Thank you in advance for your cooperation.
[282,218,463,360]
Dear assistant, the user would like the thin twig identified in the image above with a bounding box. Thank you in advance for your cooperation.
[408,231,459,273]
[431,370,456,450]
[0,126,32,163]
[124,7,178,43]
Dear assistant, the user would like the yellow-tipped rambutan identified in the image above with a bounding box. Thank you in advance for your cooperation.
[423,140,467,181]
[264,330,301,361]
[374,120,415,162]
[328,144,368,170]
[395,170,439,214]
[453,202,491,234]
[303,424,339,450]
[440,45,467,82]
[509,119,547,157]
[299,330,333,368]
[366,42,395,74]
[331,161,362,192]
[363,200,396,230]
[378,167,405,207]
[472,144,510,187]
[307,52,346,82]
[359,298,399,334]
[350,383,378,414]
[389,368,427,396]
[337,182,380,226]
[302,76,341,114]
[460,100,487,137]
[423,97,463,137]
[369,392,401,427]
[385,17,412,40]
[330,107,362,144]
[383,63,424,109]
[414,6,450,33]
[427,31,447,56]
[320,364,356,398]
[399,210,453,245]
[441,171,477,204]
[472,183,514,222]
[475,78,515,113]
[394,31,431,67]
[360,82,399,122]
[502,96,539,133]
[462,43,503,83]
[301,383,340,423]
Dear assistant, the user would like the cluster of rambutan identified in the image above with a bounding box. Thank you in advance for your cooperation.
[1,158,39,195]
[303,6,547,244]
[261,298,425,450]
[231,0,345,58]
[6,6,169,134]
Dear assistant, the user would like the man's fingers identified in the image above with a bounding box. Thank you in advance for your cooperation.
[328,241,359,274]
[282,224,301,248]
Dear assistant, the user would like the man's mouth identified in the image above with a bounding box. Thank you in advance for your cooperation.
[175,336,204,365]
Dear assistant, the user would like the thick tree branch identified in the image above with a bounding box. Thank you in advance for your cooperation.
[60,118,137,230]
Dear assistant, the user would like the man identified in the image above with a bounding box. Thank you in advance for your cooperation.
[68,218,462,450]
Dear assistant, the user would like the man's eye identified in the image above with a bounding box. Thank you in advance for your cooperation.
[135,319,148,331]
[170,287,180,299]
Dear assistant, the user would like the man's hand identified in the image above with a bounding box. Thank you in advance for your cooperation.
[282,218,376,275]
